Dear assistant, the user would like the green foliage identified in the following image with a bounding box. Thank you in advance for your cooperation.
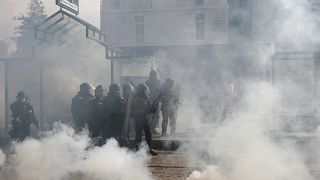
[13,0,47,55]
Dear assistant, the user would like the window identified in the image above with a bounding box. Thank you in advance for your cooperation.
[195,13,205,40]
[195,0,204,5]
[135,16,144,42]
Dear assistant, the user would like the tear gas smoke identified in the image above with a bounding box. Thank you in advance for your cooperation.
[0,123,153,180]
[33,35,110,125]
[186,82,313,180]
[275,0,320,44]
[0,34,110,127]
[181,0,320,179]
[1,0,320,179]
[187,166,226,180]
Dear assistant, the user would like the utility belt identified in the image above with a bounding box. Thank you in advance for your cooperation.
[12,119,32,128]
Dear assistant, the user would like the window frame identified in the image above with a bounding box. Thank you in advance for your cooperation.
[195,13,205,40]
[195,0,204,5]
[135,16,145,42]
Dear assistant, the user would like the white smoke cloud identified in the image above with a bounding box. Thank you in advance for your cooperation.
[275,0,320,44]
[187,166,226,180]
[34,34,111,126]
[186,82,313,180]
[183,0,320,179]
[0,123,153,180]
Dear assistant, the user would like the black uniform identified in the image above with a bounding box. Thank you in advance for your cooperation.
[160,79,179,135]
[88,96,106,139]
[10,101,38,141]
[103,85,126,142]
[145,70,161,134]
[132,84,157,155]
[133,97,153,147]
[71,93,94,132]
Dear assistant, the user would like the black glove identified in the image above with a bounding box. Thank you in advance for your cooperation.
[149,105,157,113]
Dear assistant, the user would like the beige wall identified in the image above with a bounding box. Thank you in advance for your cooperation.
[101,2,229,46]
[103,0,227,10]
[251,0,277,43]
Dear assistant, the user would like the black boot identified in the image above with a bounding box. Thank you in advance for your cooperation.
[149,149,158,156]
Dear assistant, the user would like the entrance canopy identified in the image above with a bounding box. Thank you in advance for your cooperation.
[35,9,122,58]
[1,9,129,133]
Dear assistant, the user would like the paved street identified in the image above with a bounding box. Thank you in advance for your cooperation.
[149,151,197,180]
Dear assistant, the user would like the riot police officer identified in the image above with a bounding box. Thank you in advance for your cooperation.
[88,85,107,143]
[145,70,161,135]
[103,83,126,143]
[71,83,94,132]
[10,91,38,141]
[132,83,157,156]
[160,79,179,136]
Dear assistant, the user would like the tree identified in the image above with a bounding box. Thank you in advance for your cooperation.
[13,0,47,56]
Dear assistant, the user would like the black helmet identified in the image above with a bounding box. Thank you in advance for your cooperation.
[17,91,26,98]
[16,91,27,102]
[136,83,150,98]
[123,84,134,94]
[95,85,104,91]
[95,85,105,96]
[165,78,174,88]
[109,83,121,94]
[80,82,93,92]
[149,70,158,79]
[79,82,94,96]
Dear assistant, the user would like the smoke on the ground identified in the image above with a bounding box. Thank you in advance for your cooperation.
[0,123,153,180]
[186,82,313,180]
[183,0,320,179]
[187,166,226,180]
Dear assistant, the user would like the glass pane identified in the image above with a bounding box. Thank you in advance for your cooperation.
[196,22,205,40]
[195,0,204,5]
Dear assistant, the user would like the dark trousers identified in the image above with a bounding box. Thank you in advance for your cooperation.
[104,118,124,141]
[162,109,176,135]
[104,125,120,141]
[74,118,88,133]
[10,126,30,141]
[89,123,104,139]
[135,118,152,149]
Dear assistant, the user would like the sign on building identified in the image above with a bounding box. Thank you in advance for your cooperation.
[56,0,79,15]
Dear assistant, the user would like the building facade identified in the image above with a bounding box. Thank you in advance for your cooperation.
[100,0,272,122]
[100,0,274,81]
[101,0,229,47]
